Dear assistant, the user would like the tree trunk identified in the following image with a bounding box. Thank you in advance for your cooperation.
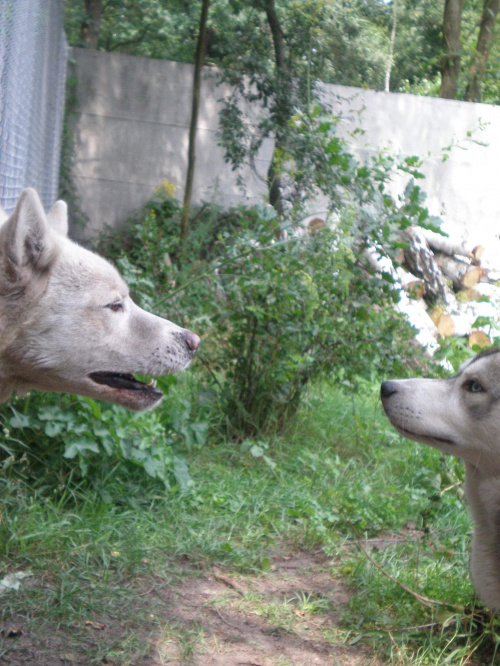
[264,0,286,72]
[464,0,500,102]
[385,0,397,93]
[263,0,289,216]
[180,0,210,242]
[440,0,464,99]
[80,0,103,49]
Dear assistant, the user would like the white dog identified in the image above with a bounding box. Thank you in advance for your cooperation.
[381,348,500,610]
[0,189,199,411]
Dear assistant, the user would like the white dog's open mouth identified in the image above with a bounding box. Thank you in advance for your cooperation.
[88,371,163,409]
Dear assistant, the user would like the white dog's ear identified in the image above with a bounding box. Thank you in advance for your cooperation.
[1,188,60,282]
[47,200,68,237]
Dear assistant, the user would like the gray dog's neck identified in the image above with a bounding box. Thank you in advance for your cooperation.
[464,463,500,611]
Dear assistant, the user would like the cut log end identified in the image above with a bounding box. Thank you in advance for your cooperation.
[471,245,484,265]
[468,331,491,349]
[308,218,326,235]
[436,313,455,338]
[462,266,483,289]
[406,280,425,300]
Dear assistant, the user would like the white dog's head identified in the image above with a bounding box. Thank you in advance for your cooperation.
[381,349,500,475]
[0,189,200,410]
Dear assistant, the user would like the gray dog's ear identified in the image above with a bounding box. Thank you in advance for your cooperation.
[47,200,68,237]
[0,188,60,283]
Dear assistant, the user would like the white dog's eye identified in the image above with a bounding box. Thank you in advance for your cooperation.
[466,379,484,393]
[106,302,124,313]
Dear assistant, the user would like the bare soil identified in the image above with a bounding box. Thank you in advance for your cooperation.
[0,551,383,665]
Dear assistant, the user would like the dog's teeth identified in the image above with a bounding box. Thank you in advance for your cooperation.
[147,378,157,388]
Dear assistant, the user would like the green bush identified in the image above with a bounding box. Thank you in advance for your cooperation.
[107,191,419,440]
[0,376,208,493]
[192,216,415,438]
[101,105,442,440]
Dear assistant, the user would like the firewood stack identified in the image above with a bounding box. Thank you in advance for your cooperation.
[392,226,500,354]
[362,225,500,355]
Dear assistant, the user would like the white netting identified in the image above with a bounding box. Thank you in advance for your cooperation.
[0,0,68,213]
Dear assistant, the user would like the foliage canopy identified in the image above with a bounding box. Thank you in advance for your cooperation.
[65,0,500,104]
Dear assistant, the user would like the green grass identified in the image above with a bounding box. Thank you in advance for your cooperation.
[1,380,499,664]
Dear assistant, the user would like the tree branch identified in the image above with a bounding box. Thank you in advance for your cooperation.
[108,27,149,52]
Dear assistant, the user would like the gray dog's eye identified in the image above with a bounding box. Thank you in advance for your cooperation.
[466,379,484,393]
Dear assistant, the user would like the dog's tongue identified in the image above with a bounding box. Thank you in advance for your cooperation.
[89,372,162,396]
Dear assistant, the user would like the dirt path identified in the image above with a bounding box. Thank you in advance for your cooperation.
[0,551,383,665]
[150,552,382,665]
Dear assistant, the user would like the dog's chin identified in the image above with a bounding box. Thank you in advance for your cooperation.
[112,390,164,411]
[394,425,455,447]
[22,374,163,411]
[94,385,164,411]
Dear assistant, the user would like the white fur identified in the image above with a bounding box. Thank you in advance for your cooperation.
[0,189,199,411]
[381,350,500,610]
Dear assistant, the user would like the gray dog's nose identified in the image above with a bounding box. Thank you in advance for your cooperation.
[380,381,398,399]
[185,331,201,352]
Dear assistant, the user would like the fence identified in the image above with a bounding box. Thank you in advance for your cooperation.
[0,0,68,213]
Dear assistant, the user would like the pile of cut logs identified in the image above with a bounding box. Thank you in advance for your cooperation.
[365,227,500,355]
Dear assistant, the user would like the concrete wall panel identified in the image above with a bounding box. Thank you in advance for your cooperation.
[70,48,500,247]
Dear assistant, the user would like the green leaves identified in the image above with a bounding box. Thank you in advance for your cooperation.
[2,388,202,490]
[63,439,100,459]
[92,99,431,445]
[241,439,276,470]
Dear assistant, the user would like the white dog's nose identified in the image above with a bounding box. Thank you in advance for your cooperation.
[185,331,201,352]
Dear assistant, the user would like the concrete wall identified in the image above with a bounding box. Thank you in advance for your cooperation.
[70,47,273,240]
[321,83,500,245]
[70,47,500,245]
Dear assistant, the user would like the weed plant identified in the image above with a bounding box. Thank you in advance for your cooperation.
[0,373,207,492]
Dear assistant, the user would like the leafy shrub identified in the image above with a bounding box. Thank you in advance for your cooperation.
[0,376,208,493]
[101,106,442,439]
[192,217,415,437]
[106,192,420,440]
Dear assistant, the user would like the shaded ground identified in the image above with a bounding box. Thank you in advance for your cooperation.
[0,551,383,665]
[152,552,382,666]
